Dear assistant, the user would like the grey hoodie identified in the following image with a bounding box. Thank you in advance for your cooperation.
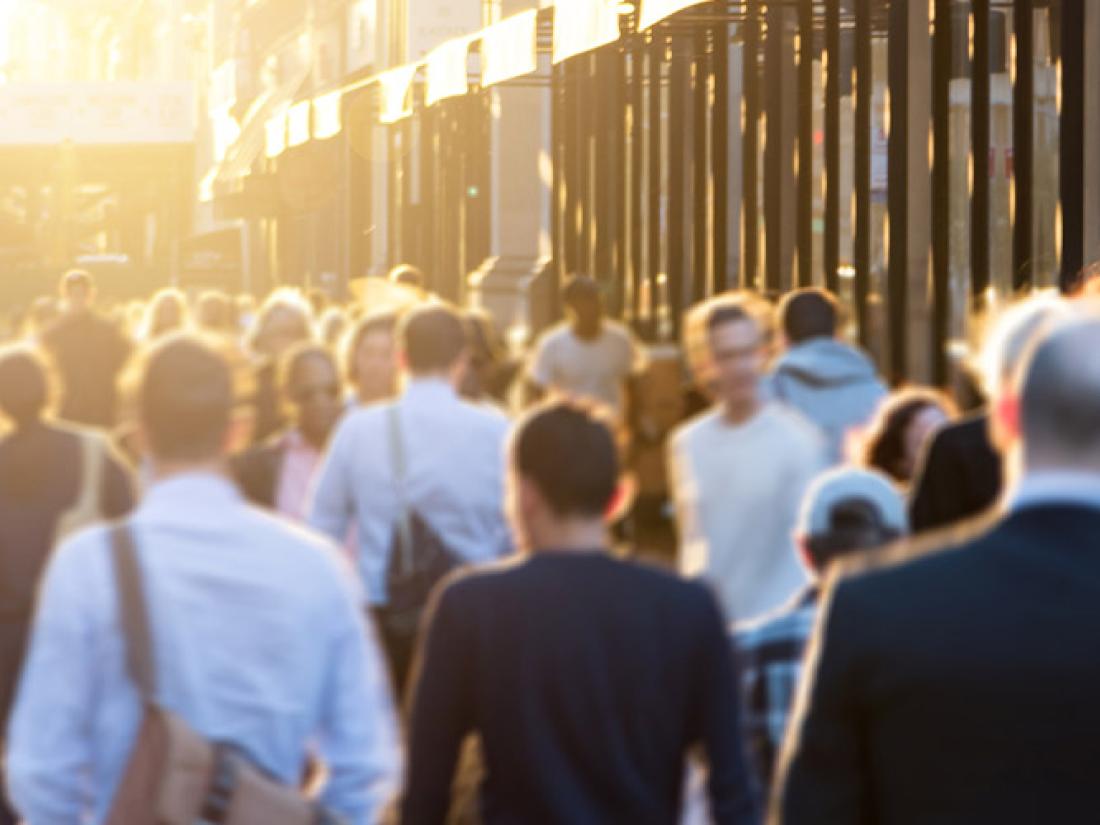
[766,338,887,464]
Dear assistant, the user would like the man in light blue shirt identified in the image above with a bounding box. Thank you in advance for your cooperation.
[6,335,401,824]
[310,303,512,686]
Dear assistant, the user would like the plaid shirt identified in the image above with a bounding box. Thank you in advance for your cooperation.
[734,586,820,789]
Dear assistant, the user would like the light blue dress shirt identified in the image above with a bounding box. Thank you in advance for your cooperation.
[5,472,401,824]
[309,378,513,605]
[1009,470,1100,512]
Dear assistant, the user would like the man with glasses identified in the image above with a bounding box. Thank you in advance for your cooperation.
[233,343,345,522]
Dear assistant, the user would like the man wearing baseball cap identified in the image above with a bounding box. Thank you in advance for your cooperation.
[735,468,907,789]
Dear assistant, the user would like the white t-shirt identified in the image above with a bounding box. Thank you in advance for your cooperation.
[669,403,826,623]
[527,321,640,415]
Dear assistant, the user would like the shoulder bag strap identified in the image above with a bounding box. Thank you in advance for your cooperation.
[111,522,157,702]
[386,404,414,571]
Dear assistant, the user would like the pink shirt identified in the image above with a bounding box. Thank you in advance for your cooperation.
[276,430,324,522]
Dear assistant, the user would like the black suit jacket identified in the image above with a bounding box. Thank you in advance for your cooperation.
[403,552,761,825]
[909,413,1002,532]
[773,503,1100,825]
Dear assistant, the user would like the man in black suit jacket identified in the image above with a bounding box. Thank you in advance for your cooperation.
[402,402,760,825]
[772,316,1100,824]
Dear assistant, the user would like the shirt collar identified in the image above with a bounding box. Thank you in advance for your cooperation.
[402,376,459,404]
[138,471,243,522]
[1009,470,1100,513]
[281,429,316,452]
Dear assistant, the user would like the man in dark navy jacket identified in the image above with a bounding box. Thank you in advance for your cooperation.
[402,402,760,825]
[773,315,1100,825]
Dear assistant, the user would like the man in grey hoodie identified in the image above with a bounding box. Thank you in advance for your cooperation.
[767,289,886,463]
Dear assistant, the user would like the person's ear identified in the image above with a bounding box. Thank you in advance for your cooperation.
[795,534,816,574]
[993,391,1021,449]
[224,406,255,454]
[449,350,471,386]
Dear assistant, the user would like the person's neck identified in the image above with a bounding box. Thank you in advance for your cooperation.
[298,427,329,451]
[406,370,457,390]
[571,320,603,341]
[720,396,761,426]
[150,457,227,483]
[530,518,608,554]
[1020,452,1100,481]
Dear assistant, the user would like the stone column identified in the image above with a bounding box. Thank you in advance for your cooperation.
[467,10,552,335]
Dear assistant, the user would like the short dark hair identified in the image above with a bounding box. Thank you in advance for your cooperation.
[346,309,399,381]
[804,497,902,568]
[196,290,235,332]
[0,345,52,427]
[779,288,839,343]
[561,274,600,307]
[400,304,468,374]
[514,402,619,518]
[138,335,234,462]
[59,269,94,297]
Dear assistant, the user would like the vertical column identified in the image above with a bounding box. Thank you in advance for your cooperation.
[853,0,872,346]
[1013,0,1034,290]
[693,26,710,303]
[764,1,797,294]
[468,6,554,326]
[796,0,814,287]
[668,32,690,332]
[929,0,953,385]
[971,0,991,301]
[741,0,760,290]
[647,33,663,322]
[629,41,645,321]
[711,12,731,290]
[824,0,840,294]
[1084,2,1100,270]
[1059,0,1085,289]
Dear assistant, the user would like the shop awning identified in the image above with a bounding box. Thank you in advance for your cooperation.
[379,65,419,124]
[637,0,709,31]
[426,37,475,106]
[552,0,622,64]
[482,9,539,87]
[212,71,307,179]
[286,99,311,147]
[312,89,343,139]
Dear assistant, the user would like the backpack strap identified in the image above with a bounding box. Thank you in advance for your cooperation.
[386,404,414,572]
[111,523,157,702]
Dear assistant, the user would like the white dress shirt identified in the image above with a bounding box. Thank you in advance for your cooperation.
[5,472,401,824]
[309,377,513,605]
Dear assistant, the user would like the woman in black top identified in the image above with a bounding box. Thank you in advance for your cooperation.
[0,345,134,824]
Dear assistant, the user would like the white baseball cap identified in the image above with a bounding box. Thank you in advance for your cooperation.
[798,467,908,538]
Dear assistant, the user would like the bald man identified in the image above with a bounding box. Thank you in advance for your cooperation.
[771,316,1100,825]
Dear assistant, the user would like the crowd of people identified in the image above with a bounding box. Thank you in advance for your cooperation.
[0,262,1096,823]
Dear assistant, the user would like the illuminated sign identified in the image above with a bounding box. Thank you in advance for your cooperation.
[0,82,195,145]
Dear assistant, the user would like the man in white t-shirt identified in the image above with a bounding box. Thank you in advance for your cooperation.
[526,275,641,416]
[669,294,826,624]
